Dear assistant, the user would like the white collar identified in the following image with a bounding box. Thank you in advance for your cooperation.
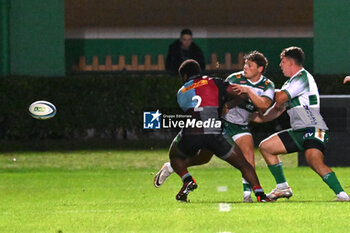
[247,75,263,85]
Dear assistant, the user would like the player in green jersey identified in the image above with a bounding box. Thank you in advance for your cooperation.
[254,47,350,201]
[220,51,274,202]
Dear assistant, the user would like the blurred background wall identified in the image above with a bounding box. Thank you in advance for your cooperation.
[314,0,350,74]
[1,0,65,76]
[2,0,350,76]
[64,0,313,73]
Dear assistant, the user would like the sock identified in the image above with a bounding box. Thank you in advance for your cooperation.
[252,186,266,202]
[337,191,349,199]
[276,182,289,190]
[268,163,287,184]
[252,186,264,194]
[167,162,174,173]
[243,191,251,198]
[242,177,252,193]
[322,172,344,195]
[181,172,193,183]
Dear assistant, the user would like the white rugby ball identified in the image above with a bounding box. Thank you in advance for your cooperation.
[29,100,56,120]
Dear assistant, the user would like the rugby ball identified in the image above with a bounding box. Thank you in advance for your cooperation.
[29,101,56,120]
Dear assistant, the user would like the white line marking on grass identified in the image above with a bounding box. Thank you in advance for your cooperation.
[217,186,228,192]
[218,203,231,212]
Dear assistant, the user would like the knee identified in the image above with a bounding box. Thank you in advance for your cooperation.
[201,154,212,164]
[259,140,268,154]
[305,150,323,166]
[196,149,213,165]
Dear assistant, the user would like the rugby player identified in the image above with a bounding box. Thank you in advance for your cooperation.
[157,59,273,202]
[154,51,274,202]
[255,47,350,201]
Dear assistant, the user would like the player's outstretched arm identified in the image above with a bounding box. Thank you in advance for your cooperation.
[251,102,285,123]
[231,84,272,112]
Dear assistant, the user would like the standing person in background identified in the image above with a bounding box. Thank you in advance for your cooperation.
[166,29,206,72]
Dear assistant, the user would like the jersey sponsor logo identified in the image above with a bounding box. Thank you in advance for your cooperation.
[303,132,314,139]
[181,79,208,93]
[265,80,270,85]
[303,128,314,139]
[256,90,263,96]
[240,81,246,83]
[315,129,326,142]
[258,85,265,89]
[303,105,318,125]
[236,74,242,79]
[244,103,255,111]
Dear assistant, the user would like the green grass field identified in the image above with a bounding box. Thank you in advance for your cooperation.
[1,149,350,233]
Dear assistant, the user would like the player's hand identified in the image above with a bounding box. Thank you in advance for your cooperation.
[344,76,350,84]
[231,84,249,95]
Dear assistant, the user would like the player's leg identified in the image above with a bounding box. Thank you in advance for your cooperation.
[168,133,202,202]
[209,134,273,202]
[234,134,255,202]
[169,148,198,202]
[185,148,213,167]
[222,122,256,202]
[303,139,350,201]
[259,131,294,200]
[154,135,177,188]
[154,147,213,188]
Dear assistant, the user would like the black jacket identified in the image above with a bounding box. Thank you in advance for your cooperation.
[165,39,206,72]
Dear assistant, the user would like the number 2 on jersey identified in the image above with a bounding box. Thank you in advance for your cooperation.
[192,95,203,111]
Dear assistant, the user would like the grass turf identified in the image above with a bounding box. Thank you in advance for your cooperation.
[0,149,349,233]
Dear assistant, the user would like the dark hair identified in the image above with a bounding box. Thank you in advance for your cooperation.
[178,59,201,80]
[244,51,268,74]
[280,46,305,66]
[181,28,193,37]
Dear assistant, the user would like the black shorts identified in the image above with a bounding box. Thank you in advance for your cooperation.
[172,131,233,159]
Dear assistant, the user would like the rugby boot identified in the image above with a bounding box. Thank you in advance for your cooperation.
[176,180,198,202]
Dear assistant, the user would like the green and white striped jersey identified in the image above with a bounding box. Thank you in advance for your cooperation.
[223,71,275,125]
[281,68,328,130]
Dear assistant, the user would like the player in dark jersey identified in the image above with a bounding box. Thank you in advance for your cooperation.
[168,59,272,202]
